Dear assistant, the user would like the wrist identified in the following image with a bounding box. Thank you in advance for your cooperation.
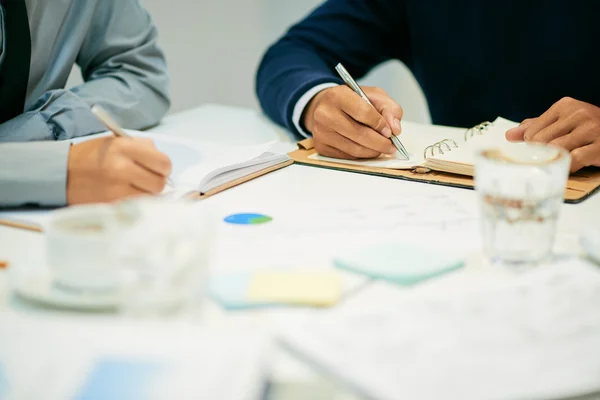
[302,89,329,133]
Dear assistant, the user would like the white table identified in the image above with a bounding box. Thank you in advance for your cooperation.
[1,104,599,400]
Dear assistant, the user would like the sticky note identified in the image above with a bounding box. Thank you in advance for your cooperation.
[209,273,274,310]
[334,243,464,285]
[74,359,164,400]
[247,270,342,307]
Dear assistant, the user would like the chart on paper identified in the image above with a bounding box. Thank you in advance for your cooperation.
[212,193,480,271]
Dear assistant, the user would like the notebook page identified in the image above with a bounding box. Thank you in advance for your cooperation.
[308,121,465,169]
[428,117,520,166]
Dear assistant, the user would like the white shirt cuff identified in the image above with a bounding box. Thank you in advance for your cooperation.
[292,83,339,138]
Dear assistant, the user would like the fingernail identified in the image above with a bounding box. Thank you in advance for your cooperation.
[387,146,397,155]
[382,127,392,138]
[394,118,402,133]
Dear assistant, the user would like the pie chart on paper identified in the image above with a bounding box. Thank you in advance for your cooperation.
[224,213,273,225]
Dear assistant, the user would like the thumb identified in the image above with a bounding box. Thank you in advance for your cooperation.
[506,118,535,142]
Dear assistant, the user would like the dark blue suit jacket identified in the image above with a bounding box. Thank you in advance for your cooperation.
[256,0,600,137]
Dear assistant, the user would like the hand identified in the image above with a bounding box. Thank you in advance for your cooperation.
[303,85,403,159]
[506,97,600,172]
[66,136,172,204]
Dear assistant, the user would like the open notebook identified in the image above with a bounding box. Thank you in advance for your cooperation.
[309,117,520,176]
[290,117,600,203]
[125,132,293,198]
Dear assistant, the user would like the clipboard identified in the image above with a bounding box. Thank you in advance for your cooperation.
[288,138,600,204]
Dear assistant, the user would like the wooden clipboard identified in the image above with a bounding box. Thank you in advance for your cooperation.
[288,138,600,204]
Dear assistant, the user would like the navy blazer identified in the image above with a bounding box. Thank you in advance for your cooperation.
[256,0,600,136]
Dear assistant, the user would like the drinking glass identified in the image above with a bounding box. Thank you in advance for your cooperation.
[475,143,570,266]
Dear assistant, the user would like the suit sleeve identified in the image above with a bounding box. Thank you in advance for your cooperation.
[0,0,169,207]
[256,0,409,137]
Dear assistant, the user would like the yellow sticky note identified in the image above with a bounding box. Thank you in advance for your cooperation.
[247,270,342,307]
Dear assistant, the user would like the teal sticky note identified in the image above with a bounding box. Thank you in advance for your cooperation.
[334,243,464,285]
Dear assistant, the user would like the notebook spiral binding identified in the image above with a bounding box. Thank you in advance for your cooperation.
[423,139,459,159]
[423,121,495,159]
[464,121,493,141]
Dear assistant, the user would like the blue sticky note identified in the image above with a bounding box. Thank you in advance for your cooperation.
[208,273,276,310]
[334,243,464,285]
[74,359,163,400]
[0,364,9,399]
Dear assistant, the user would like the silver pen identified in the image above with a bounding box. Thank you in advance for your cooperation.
[335,63,410,159]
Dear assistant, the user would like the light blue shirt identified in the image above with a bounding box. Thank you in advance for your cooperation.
[0,0,170,207]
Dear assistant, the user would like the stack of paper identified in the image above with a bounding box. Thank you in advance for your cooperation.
[278,258,600,400]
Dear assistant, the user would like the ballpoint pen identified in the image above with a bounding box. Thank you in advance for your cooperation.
[334,63,410,159]
[90,105,175,188]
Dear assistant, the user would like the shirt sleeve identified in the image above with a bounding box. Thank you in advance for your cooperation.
[256,0,408,138]
[291,82,339,138]
[0,134,71,207]
[0,0,169,143]
[0,0,169,206]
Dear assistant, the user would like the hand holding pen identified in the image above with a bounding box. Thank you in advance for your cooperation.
[302,63,408,160]
[64,106,173,205]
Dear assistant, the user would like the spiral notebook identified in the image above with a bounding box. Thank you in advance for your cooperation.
[288,117,600,203]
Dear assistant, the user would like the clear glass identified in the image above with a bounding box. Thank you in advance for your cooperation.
[112,198,217,317]
[475,143,571,266]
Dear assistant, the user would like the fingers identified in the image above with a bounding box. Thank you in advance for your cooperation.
[506,118,535,141]
[336,117,397,155]
[522,111,559,142]
[569,143,600,173]
[108,157,167,193]
[527,117,575,144]
[550,126,596,152]
[306,85,404,158]
[335,86,393,138]
[314,142,357,160]
[128,162,168,194]
[317,128,382,159]
[117,138,172,177]
[366,87,404,136]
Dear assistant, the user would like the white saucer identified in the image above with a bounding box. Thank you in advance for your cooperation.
[11,269,119,311]
[581,229,600,265]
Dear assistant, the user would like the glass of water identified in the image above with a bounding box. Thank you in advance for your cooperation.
[475,142,570,266]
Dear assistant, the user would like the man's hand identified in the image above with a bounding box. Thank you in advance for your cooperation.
[303,86,403,159]
[67,136,172,204]
[506,97,600,172]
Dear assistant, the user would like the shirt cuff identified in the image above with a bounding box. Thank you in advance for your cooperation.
[291,83,339,138]
[0,139,70,207]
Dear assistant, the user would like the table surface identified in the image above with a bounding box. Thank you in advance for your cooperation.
[1,103,599,400]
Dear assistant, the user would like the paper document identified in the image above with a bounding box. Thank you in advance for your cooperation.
[279,258,600,400]
[0,313,268,400]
